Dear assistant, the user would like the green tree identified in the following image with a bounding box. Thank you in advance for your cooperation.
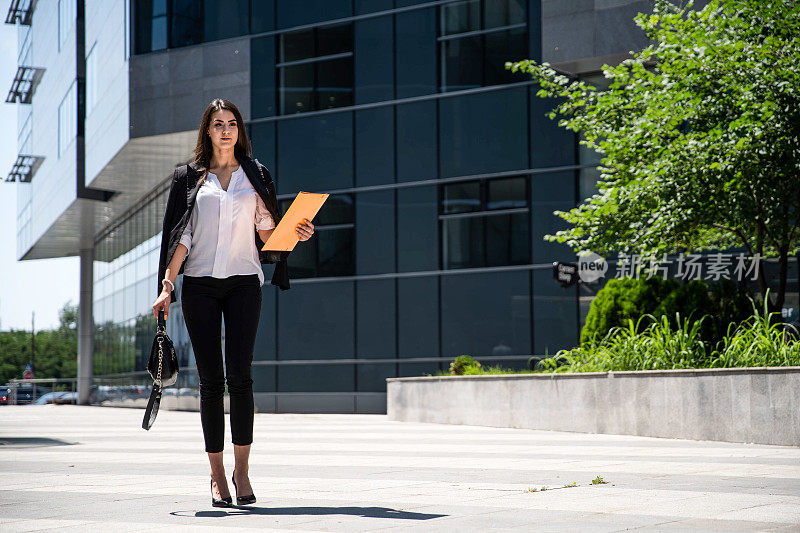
[0,300,78,385]
[509,0,800,313]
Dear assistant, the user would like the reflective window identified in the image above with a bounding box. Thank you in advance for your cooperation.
[203,0,248,42]
[278,24,354,115]
[440,176,530,269]
[276,282,355,391]
[133,0,248,54]
[441,270,530,359]
[86,43,97,116]
[354,16,394,104]
[281,194,355,278]
[276,0,351,29]
[251,32,279,120]
[396,7,437,98]
[355,107,394,187]
[356,190,395,274]
[398,186,439,272]
[276,112,353,194]
[439,87,528,178]
[170,0,202,48]
[58,81,77,157]
[439,0,528,91]
[58,0,76,51]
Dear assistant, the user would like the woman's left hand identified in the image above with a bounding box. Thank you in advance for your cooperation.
[296,218,315,241]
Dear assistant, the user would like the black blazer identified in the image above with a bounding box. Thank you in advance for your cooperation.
[156,154,291,305]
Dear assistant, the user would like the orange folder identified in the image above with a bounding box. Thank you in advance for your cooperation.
[261,191,329,252]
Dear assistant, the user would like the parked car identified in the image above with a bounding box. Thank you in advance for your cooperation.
[33,391,74,405]
[1,384,52,405]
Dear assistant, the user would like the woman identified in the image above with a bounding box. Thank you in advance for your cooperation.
[152,98,314,507]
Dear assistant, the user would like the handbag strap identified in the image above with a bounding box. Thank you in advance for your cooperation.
[142,382,162,431]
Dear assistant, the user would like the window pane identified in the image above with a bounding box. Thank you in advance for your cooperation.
[317,227,355,276]
[280,29,314,62]
[439,87,528,177]
[484,0,526,29]
[287,233,317,278]
[317,194,354,225]
[441,35,482,91]
[151,16,167,51]
[485,212,530,266]
[484,27,528,86]
[317,23,352,56]
[440,0,480,36]
[203,0,248,41]
[171,0,202,47]
[315,57,353,110]
[442,216,484,269]
[441,271,531,360]
[443,181,481,214]
[279,63,313,115]
[487,177,526,209]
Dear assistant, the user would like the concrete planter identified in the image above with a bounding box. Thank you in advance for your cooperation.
[387,367,800,446]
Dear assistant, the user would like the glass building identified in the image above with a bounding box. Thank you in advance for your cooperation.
[13,0,793,413]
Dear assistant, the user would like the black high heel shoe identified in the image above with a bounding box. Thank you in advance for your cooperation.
[210,476,233,507]
[231,469,256,505]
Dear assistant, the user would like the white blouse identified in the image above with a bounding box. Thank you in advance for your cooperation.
[178,165,275,286]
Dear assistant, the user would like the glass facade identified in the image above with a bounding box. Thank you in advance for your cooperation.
[118,0,579,395]
[108,0,797,410]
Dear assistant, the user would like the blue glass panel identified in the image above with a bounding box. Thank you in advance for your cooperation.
[251,36,277,118]
[355,0,393,14]
[276,112,353,195]
[276,281,355,392]
[442,181,480,214]
[357,279,396,358]
[439,87,528,178]
[276,0,352,29]
[250,122,276,173]
[441,270,530,359]
[277,281,354,359]
[170,0,202,47]
[355,107,394,187]
[356,190,395,274]
[250,0,275,33]
[530,86,576,168]
[442,216,484,269]
[397,186,438,271]
[396,100,436,182]
[485,211,530,266]
[277,363,355,392]
[253,282,277,362]
[531,171,575,264]
[440,0,480,36]
[355,16,394,104]
[396,7,437,98]
[398,276,439,357]
[203,0,248,41]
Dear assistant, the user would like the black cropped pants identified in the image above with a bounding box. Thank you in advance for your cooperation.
[181,274,261,453]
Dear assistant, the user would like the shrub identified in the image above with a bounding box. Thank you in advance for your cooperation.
[449,355,482,375]
[581,276,678,345]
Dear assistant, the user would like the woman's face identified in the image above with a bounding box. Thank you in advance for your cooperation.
[207,109,238,150]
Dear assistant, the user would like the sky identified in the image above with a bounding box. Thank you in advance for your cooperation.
[0,0,80,332]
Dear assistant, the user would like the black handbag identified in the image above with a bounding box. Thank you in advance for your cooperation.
[142,309,179,430]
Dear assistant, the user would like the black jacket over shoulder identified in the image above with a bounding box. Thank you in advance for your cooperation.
[157,154,291,305]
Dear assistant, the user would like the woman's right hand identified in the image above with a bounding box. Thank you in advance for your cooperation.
[152,289,171,319]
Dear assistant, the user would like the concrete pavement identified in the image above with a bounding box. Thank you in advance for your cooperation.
[0,405,799,532]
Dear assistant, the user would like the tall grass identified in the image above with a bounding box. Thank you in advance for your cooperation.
[546,293,800,373]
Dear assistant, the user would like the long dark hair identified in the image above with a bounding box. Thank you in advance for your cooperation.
[192,99,251,177]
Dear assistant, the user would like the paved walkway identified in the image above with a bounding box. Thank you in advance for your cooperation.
[0,405,799,532]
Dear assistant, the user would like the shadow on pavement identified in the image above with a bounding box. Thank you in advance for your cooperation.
[0,437,77,448]
[173,506,445,520]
